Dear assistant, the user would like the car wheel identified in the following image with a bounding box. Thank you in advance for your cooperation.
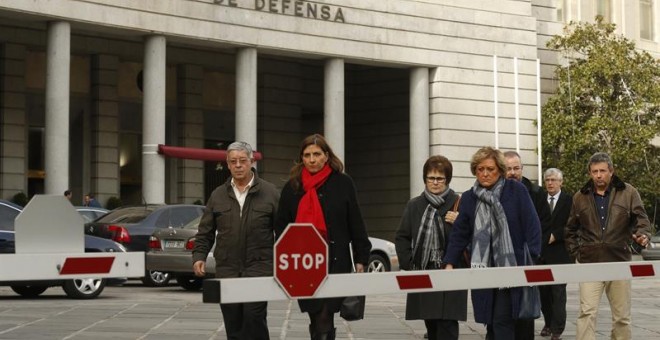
[367,253,390,272]
[141,270,171,287]
[176,275,204,291]
[62,278,107,299]
[10,285,49,297]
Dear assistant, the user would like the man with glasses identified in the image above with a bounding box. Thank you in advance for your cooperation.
[539,168,572,340]
[503,151,551,340]
[193,141,280,340]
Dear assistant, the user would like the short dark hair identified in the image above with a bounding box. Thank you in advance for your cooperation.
[64,190,71,196]
[422,155,453,185]
[588,152,613,172]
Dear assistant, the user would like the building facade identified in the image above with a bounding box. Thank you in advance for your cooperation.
[0,0,657,239]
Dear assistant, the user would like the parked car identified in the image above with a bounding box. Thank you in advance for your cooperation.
[366,237,399,272]
[0,200,127,299]
[75,206,109,222]
[146,215,399,291]
[85,204,204,286]
[641,231,660,260]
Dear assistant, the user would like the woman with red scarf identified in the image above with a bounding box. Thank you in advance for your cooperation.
[275,134,372,340]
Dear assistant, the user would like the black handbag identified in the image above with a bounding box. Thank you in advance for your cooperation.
[340,295,366,321]
[517,243,541,319]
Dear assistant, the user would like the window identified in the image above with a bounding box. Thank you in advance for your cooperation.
[640,0,655,40]
[557,0,565,21]
[596,0,612,22]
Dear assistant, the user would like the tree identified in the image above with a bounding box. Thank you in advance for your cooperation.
[542,17,659,226]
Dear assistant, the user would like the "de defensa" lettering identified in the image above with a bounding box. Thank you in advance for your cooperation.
[210,0,346,23]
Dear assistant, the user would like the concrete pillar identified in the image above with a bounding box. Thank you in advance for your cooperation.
[409,67,430,198]
[142,35,166,204]
[235,48,257,148]
[177,64,204,204]
[90,54,120,207]
[44,21,71,195]
[324,58,345,162]
[0,43,28,200]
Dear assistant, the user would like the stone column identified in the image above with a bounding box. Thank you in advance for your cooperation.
[409,67,430,198]
[90,54,120,207]
[142,35,166,204]
[235,48,257,148]
[324,58,345,161]
[0,44,27,200]
[44,21,70,195]
[176,64,204,204]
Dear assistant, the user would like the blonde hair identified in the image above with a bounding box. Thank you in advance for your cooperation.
[470,147,507,176]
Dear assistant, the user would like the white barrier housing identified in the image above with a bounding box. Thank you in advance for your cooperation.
[0,195,144,281]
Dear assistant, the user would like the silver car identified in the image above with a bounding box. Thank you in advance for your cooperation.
[146,216,399,290]
[641,231,660,260]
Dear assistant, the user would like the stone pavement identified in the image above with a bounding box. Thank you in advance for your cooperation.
[1,279,660,339]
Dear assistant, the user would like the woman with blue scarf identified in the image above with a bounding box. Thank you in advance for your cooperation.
[443,147,541,340]
[395,155,468,340]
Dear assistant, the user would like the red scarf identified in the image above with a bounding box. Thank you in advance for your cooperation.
[295,164,332,239]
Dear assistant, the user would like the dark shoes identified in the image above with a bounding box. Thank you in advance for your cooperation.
[541,326,563,340]
[540,326,552,337]
[308,325,336,340]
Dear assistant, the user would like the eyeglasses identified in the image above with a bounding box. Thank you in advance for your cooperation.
[228,158,251,166]
[426,176,447,184]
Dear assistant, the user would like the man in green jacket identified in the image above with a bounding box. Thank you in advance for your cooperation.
[192,141,280,340]
[565,152,651,340]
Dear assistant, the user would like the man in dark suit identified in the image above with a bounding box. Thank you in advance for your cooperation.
[539,168,572,340]
[504,151,552,340]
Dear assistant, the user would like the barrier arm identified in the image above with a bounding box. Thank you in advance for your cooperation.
[203,261,659,304]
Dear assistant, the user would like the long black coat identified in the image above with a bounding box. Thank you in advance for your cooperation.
[274,170,371,313]
[394,191,468,321]
[541,191,572,264]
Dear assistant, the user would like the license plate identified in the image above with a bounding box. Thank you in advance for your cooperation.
[164,240,185,249]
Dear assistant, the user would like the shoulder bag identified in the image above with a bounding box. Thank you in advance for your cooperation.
[517,243,541,319]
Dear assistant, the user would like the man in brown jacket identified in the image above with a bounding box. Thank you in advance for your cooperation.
[565,152,651,340]
[192,141,280,340]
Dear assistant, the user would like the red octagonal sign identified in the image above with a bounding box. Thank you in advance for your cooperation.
[274,223,328,298]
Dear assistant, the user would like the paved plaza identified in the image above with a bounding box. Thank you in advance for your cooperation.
[1,278,660,339]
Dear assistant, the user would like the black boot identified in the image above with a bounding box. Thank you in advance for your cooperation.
[309,326,336,340]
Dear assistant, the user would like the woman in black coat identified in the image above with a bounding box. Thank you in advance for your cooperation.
[275,133,371,340]
[395,155,468,340]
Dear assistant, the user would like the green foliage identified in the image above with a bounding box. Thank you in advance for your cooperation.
[11,192,29,207]
[542,17,660,219]
[105,196,123,210]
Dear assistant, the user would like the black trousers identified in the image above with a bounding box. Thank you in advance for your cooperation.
[514,318,535,340]
[220,302,270,340]
[486,289,515,340]
[424,319,459,340]
[540,283,567,334]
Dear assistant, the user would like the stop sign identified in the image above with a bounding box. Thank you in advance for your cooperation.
[274,223,328,298]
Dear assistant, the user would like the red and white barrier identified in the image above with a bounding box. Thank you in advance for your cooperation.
[202,261,660,304]
[0,253,144,281]
[0,195,144,283]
